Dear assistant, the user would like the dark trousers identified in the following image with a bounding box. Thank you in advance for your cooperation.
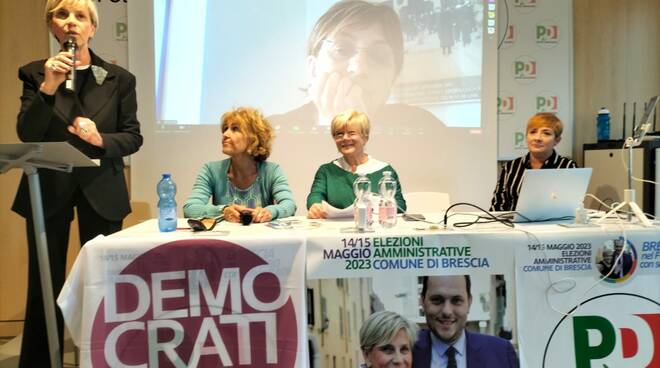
[19,190,122,368]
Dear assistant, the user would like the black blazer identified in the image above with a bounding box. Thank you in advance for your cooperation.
[12,50,143,222]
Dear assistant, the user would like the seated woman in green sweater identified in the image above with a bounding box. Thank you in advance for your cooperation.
[183,107,296,223]
[307,109,406,219]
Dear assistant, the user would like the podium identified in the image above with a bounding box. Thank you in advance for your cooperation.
[0,142,98,368]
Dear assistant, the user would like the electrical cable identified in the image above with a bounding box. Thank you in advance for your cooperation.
[585,193,656,220]
[401,194,640,318]
[497,0,510,50]
[514,211,632,318]
[619,140,660,186]
[544,221,629,318]
[442,202,515,228]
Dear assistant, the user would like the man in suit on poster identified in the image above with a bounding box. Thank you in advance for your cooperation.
[611,239,633,278]
[413,275,519,368]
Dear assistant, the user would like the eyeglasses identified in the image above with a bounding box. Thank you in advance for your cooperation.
[322,39,394,67]
[187,215,224,231]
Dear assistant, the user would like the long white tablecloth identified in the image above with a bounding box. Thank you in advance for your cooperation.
[58,215,660,367]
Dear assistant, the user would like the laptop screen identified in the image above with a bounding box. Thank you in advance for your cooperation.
[514,168,593,222]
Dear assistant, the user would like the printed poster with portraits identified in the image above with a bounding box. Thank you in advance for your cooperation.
[306,231,520,368]
[515,228,660,368]
[58,235,307,367]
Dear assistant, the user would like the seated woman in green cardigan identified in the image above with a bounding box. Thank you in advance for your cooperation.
[306,109,406,219]
[183,107,296,223]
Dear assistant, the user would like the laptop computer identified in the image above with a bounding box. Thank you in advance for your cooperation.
[514,168,593,222]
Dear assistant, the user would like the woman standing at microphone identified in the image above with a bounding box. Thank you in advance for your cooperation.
[12,1,142,366]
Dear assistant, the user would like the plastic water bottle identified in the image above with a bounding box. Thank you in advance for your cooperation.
[574,200,588,225]
[597,107,610,141]
[378,171,397,228]
[157,173,177,232]
[353,174,373,231]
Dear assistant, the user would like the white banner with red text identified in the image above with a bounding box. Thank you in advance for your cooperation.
[58,235,306,368]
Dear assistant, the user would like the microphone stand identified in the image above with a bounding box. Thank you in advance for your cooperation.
[596,138,652,226]
[598,96,659,227]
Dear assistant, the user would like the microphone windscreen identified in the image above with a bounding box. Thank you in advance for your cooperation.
[64,36,77,51]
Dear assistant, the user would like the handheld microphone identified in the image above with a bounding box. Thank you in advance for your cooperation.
[64,36,77,91]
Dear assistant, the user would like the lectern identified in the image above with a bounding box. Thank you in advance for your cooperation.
[0,142,98,368]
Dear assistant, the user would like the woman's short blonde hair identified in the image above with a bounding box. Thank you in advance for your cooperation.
[330,109,371,140]
[359,310,417,354]
[526,113,564,138]
[221,107,274,162]
[45,0,99,28]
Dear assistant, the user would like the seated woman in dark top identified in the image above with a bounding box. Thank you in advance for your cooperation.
[490,113,577,211]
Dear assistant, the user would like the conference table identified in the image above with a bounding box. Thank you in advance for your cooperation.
[58,214,660,367]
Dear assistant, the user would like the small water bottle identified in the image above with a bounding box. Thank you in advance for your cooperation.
[157,173,177,232]
[378,171,397,228]
[575,200,588,225]
[353,174,373,232]
[597,107,610,141]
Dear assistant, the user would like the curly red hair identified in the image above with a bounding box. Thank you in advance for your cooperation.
[221,107,274,162]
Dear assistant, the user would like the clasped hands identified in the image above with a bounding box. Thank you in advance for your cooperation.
[222,204,272,223]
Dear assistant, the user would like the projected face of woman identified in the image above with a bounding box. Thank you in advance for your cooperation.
[307,23,397,124]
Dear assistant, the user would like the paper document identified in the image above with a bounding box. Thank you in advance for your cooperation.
[322,200,354,219]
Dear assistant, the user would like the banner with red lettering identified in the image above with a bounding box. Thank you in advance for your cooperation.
[58,235,306,367]
[515,228,660,367]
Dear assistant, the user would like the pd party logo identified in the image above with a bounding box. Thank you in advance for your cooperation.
[90,239,298,367]
[543,293,659,367]
[500,24,516,48]
[594,237,638,283]
[514,130,526,149]
[513,0,537,14]
[115,16,128,41]
[536,91,559,113]
[498,92,516,118]
[513,56,537,84]
[536,21,559,48]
